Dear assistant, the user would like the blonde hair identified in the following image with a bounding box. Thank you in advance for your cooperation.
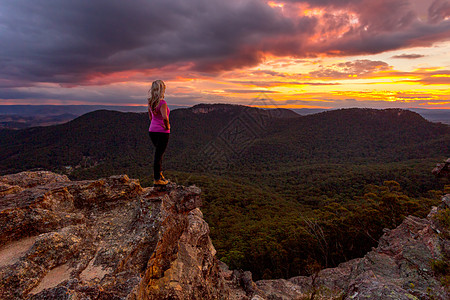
[148,80,166,112]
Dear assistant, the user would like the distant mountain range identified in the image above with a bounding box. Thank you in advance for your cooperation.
[0,104,448,129]
[0,104,448,177]
[0,105,148,129]
[409,108,450,125]
[0,104,150,116]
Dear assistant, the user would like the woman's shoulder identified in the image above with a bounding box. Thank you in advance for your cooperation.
[160,99,169,109]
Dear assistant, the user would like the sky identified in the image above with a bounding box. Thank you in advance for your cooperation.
[0,0,449,109]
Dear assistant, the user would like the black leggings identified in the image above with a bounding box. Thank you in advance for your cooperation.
[149,132,170,180]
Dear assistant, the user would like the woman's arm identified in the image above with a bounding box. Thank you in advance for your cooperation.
[160,102,170,130]
[148,107,152,122]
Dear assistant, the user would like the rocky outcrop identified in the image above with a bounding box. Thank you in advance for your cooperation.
[253,198,449,300]
[432,158,450,178]
[0,171,448,299]
[0,171,241,299]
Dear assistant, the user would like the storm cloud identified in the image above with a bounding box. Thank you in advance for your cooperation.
[0,0,304,85]
[0,0,449,89]
[391,54,426,59]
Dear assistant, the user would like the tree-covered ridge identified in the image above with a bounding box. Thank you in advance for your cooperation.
[0,106,448,176]
[0,104,448,280]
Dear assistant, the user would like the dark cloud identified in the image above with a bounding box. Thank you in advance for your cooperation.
[391,54,426,59]
[356,0,417,32]
[277,0,364,8]
[309,60,390,78]
[250,70,287,77]
[0,0,449,92]
[418,70,450,85]
[223,89,280,94]
[277,0,450,56]
[332,98,447,108]
[231,80,340,87]
[0,0,296,83]
[428,0,450,24]
[0,85,141,104]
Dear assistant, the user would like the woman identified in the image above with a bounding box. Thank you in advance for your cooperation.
[148,80,170,185]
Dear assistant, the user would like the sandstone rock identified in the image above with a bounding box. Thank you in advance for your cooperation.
[134,185,230,300]
[443,194,450,208]
[0,171,231,299]
[0,171,70,188]
[218,260,252,299]
[432,158,450,178]
[0,182,22,197]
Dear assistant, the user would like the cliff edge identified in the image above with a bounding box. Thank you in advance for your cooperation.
[0,171,249,299]
[0,171,448,299]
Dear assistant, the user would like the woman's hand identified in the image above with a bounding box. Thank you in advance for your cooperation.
[164,120,170,131]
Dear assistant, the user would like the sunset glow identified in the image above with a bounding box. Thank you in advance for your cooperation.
[0,0,449,109]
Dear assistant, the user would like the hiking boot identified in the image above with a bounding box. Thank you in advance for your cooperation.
[153,178,168,185]
[160,172,166,181]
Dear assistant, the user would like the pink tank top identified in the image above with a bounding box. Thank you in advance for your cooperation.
[149,99,170,133]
